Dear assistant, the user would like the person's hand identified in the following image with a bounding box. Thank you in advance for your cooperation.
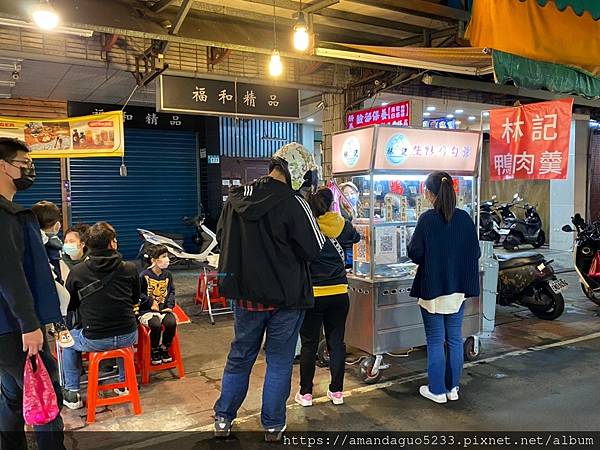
[22,329,44,356]
[151,301,160,311]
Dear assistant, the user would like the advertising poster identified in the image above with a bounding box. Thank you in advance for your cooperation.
[0,111,125,158]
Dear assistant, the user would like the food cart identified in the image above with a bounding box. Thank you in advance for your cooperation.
[331,124,483,384]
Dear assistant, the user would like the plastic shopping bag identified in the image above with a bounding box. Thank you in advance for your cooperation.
[589,251,600,279]
[23,354,60,426]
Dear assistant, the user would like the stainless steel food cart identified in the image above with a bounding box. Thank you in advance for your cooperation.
[331,124,483,383]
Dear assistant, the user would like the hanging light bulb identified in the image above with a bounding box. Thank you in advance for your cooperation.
[269,49,283,77]
[32,0,60,31]
[293,12,310,52]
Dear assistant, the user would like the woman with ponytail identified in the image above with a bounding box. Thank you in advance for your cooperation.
[408,172,480,404]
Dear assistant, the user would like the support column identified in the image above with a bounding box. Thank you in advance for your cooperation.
[321,92,346,178]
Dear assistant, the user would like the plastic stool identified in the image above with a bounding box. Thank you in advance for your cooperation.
[138,324,185,385]
[86,347,141,423]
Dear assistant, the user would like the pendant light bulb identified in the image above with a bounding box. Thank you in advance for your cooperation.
[269,49,283,77]
[32,0,60,30]
[293,12,310,52]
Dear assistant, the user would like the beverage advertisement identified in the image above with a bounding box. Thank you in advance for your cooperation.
[0,111,125,158]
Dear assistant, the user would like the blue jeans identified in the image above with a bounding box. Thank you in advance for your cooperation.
[62,328,138,391]
[420,303,465,396]
[214,305,305,429]
[0,332,66,450]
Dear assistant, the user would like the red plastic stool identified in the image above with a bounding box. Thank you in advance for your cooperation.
[85,347,141,423]
[138,324,185,385]
[194,269,232,324]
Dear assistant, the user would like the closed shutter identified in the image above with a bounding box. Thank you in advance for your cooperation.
[69,129,198,260]
[13,158,62,209]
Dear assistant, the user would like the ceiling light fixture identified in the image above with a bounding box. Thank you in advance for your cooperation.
[482,111,490,117]
[0,18,92,37]
[446,114,454,119]
[292,1,310,52]
[269,1,283,77]
[455,109,464,114]
[426,106,436,112]
[468,116,476,121]
[32,0,59,31]
[423,112,431,117]
[307,117,315,123]
[381,102,389,106]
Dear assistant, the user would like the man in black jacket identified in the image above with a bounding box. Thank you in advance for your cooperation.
[214,143,324,441]
[62,222,140,409]
[0,138,66,450]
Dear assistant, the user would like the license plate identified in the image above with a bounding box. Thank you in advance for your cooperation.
[549,279,568,294]
[499,229,510,235]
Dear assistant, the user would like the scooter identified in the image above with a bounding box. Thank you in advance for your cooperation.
[495,252,567,320]
[479,196,502,242]
[137,214,219,269]
[562,213,600,306]
[498,203,545,251]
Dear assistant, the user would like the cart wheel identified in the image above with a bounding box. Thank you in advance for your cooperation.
[359,356,383,384]
[463,336,480,362]
[316,339,330,368]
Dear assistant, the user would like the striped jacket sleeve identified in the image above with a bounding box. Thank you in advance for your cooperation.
[288,195,326,262]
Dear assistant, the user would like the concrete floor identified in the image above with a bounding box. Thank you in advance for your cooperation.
[61,248,600,449]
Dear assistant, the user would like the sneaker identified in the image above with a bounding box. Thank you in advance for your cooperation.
[265,424,287,442]
[214,416,233,438]
[447,387,459,401]
[160,346,173,363]
[57,328,74,348]
[294,391,313,407]
[327,390,344,405]
[419,385,447,404]
[62,389,83,410]
[113,388,129,396]
[151,349,162,365]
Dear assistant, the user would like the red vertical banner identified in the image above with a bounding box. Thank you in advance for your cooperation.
[489,98,574,180]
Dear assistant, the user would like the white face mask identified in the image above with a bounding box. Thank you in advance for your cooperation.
[63,243,81,258]
[156,257,170,270]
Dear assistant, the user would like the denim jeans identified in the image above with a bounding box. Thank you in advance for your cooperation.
[0,331,66,450]
[420,303,465,396]
[214,305,305,429]
[62,328,138,391]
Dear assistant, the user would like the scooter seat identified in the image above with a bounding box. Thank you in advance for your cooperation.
[496,251,545,270]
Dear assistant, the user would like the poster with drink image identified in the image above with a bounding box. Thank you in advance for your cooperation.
[0,111,124,158]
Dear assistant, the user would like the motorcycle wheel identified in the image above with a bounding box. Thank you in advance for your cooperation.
[503,237,518,251]
[581,283,600,306]
[532,230,546,249]
[528,283,565,320]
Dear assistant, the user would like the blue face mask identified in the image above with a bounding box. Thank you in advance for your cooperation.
[63,243,81,258]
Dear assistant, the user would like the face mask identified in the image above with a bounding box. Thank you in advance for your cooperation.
[41,230,49,246]
[156,258,170,270]
[63,243,81,258]
[7,163,36,191]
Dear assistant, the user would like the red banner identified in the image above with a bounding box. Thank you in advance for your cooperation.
[489,98,573,180]
[346,101,410,129]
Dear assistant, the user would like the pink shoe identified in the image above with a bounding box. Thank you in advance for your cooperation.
[295,392,313,407]
[327,390,344,405]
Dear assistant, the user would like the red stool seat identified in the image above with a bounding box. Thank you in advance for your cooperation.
[137,324,185,385]
[85,347,141,423]
[195,271,228,310]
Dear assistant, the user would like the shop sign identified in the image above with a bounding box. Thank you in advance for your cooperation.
[157,76,300,120]
[489,98,573,181]
[68,102,198,131]
[332,127,375,174]
[0,111,124,158]
[208,155,220,164]
[423,118,456,129]
[346,100,410,130]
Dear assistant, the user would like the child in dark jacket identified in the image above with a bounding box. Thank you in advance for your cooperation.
[139,244,178,365]
[296,187,360,407]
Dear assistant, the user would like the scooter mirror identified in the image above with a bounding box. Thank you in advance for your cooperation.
[562,225,575,232]
[492,195,497,200]
[513,193,519,200]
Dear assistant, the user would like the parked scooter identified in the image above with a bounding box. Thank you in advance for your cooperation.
[137,213,219,269]
[562,213,600,306]
[479,195,502,242]
[498,201,545,251]
[495,252,567,320]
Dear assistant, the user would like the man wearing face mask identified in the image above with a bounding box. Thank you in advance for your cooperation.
[0,138,66,450]
[62,222,140,409]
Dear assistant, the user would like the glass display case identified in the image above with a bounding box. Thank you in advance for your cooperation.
[331,124,483,383]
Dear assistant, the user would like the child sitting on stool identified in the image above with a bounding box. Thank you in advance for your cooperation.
[139,244,178,365]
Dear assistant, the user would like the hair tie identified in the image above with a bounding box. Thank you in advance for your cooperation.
[441,177,448,183]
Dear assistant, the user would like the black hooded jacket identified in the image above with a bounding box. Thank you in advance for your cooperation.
[217,176,325,309]
[65,249,139,339]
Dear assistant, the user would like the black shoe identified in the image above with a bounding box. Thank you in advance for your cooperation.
[214,416,233,438]
[151,349,162,365]
[62,389,84,410]
[265,424,287,442]
[160,346,173,363]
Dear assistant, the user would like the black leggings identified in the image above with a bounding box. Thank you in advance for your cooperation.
[299,293,349,394]
[147,312,177,349]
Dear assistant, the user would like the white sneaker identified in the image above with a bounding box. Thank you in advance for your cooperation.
[294,391,313,407]
[447,387,459,401]
[419,385,447,404]
[113,388,129,396]
[327,390,344,405]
